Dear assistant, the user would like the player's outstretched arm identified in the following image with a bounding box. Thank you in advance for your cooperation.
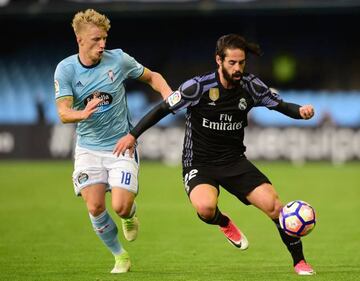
[56,96,102,123]
[272,101,315,120]
[137,67,172,99]
[113,100,172,157]
[113,134,137,157]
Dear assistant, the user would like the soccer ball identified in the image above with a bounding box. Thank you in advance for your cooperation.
[279,200,316,237]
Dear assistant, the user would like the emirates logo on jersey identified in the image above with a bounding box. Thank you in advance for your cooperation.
[202,114,243,131]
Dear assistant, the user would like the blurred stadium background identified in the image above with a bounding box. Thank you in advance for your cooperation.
[0,1,360,281]
[0,0,360,164]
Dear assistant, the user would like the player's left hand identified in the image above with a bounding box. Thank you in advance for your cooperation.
[113,134,136,157]
[299,105,315,120]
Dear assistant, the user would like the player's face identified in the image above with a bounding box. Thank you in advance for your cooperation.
[217,48,246,88]
[77,24,107,65]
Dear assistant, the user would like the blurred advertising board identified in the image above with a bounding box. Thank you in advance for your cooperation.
[0,91,359,163]
[0,124,359,164]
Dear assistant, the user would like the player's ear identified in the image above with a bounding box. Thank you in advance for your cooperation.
[76,35,82,45]
[215,55,222,67]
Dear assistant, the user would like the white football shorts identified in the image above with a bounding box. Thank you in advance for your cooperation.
[72,145,140,196]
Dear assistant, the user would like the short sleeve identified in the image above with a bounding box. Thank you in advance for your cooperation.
[166,79,203,113]
[54,62,74,100]
[244,74,282,108]
[121,51,144,79]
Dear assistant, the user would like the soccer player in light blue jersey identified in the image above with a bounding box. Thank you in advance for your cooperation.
[54,9,172,273]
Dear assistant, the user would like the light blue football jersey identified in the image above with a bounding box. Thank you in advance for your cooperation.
[54,49,144,151]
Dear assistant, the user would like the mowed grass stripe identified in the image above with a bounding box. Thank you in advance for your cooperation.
[0,161,359,281]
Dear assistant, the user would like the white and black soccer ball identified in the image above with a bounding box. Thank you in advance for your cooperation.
[279,200,316,238]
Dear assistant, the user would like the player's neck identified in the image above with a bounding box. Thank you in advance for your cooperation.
[78,52,100,67]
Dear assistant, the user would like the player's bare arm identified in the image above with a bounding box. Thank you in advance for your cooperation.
[113,100,171,157]
[56,96,102,123]
[137,67,172,99]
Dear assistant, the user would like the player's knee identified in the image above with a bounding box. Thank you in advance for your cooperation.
[113,203,132,218]
[88,203,105,217]
[267,200,282,219]
[196,204,216,220]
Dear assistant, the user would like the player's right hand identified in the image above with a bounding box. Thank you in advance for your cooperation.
[82,97,102,120]
[113,134,136,157]
[299,104,315,120]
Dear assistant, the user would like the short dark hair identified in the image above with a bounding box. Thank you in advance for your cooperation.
[215,34,263,61]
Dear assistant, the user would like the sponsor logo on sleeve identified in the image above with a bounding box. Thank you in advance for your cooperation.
[168,91,182,107]
[54,80,60,96]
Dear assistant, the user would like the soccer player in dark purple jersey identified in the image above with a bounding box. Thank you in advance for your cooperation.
[113,34,315,275]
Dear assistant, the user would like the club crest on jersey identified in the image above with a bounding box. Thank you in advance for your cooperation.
[108,70,114,82]
[209,88,219,102]
[238,98,247,110]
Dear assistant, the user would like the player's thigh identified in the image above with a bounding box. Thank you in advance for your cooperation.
[72,146,108,196]
[106,151,139,195]
[80,184,107,216]
[219,157,271,205]
[111,188,136,216]
[246,183,283,219]
[183,166,219,210]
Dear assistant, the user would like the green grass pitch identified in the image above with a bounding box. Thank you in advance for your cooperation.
[0,161,359,281]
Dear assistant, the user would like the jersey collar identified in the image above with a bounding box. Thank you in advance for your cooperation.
[77,55,101,69]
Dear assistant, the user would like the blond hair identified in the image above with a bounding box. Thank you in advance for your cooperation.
[72,9,111,35]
